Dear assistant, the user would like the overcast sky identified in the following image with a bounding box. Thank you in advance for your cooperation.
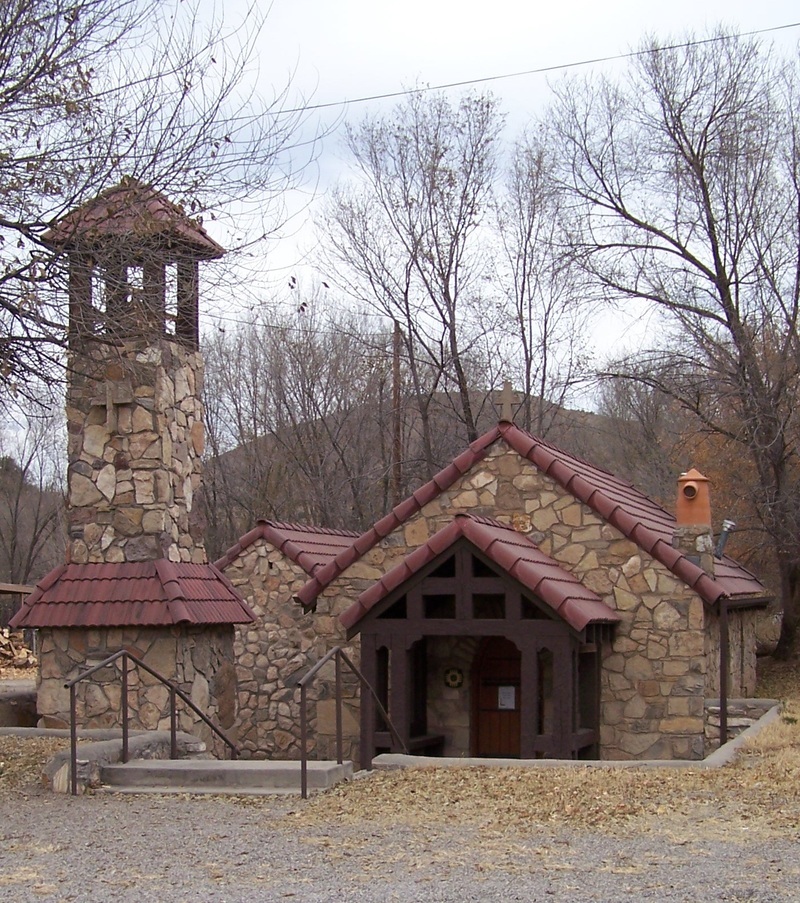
[211,1,800,350]
[238,1,800,247]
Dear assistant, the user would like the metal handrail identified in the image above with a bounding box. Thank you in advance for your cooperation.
[65,649,239,796]
[297,645,407,799]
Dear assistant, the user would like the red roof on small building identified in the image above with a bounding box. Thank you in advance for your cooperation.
[9,560,255,629]
[42,179,225,260]
[214,520,360,576]
[296,422,768,610]
[340,514,620,634]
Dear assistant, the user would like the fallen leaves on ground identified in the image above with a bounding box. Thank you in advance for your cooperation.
[290,664,800,836]
[0,736,68,790]
[756,656,800,702]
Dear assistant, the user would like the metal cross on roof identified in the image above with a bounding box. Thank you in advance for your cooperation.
[495,380,521,422]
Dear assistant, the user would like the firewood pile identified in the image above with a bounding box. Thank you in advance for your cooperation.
[0,628,36,670]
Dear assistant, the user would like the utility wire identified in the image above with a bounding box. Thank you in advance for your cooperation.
[281,21,800,115]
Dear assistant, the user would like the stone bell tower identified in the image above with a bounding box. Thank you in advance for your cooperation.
[48,179,224,566]
[12,181,253,743]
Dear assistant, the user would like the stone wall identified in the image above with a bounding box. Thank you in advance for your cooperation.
[224,540,359,762]
[66,338,206,566]
[313,441,713,761]
[426,636,478,755]
[703,697,777,753]
[37,625,236,756]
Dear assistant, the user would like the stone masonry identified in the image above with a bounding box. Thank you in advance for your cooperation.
[66,338,207,566]
[225,437,758,763]
[37,625,236,756]
[224,541,359,761]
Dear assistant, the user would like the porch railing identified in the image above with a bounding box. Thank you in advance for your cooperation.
[296,646,407,799]
[64,649,239,796]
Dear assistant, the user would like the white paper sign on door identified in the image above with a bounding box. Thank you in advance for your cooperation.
[497,685,516,710]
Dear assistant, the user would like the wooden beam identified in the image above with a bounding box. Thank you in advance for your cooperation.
[0,583,35,595]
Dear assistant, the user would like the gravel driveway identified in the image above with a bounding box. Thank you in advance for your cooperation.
[0,786,797,902]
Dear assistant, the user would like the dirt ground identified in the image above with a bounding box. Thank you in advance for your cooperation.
[0,657,798,901]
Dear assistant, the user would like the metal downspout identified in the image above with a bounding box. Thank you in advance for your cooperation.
[719,599,729,747]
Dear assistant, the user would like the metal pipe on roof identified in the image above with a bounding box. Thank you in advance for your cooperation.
[715,520,736,559]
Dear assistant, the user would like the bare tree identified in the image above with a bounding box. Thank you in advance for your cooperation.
[202,301,406,555]
[595,375,686,503]
[494,130,592,435]
[0,0,310,397]
[551,31,800,655]
[0,406,66,585]
[321,91,504,454]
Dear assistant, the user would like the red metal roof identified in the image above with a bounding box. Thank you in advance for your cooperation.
[296,422,768,610]
[9,560,255,629]
[340,514,620,633]
[42,179,225,260]
[214,520,360,576]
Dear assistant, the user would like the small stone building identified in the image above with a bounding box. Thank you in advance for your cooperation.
[215,520,359,758]
[11,182,254,750]
[221,421,769,764]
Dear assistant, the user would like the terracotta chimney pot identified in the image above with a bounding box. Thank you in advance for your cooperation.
[676,468,711,526]
[673,468,714,575]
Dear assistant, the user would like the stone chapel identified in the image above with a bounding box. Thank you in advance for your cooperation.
[12,185,771,767]
[219,424,770,766]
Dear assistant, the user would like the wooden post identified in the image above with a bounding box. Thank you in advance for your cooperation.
[519,639,537,759]
[359,634,377,770]
[720,601,729,747]
[335,650,343,765]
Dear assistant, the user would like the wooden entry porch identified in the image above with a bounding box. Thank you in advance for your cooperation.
[350,542,606,767]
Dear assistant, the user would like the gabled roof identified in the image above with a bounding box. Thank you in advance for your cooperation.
[9,560,255,629]
[42,179,225,260]
[214,519,360,576]
[340,514,620,634]
[296,422,768,610]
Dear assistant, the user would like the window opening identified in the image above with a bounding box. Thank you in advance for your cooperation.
[423,594,456,619]
[378,596,407,619]
[471,555,495,577]
[429,556,455,578]
[473,593,505,619]
[522,596,549,619]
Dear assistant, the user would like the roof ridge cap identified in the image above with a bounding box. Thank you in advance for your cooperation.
[256,518,361,537]
[154,559,192,623]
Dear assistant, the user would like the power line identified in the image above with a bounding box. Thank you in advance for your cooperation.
[281,21,800,115]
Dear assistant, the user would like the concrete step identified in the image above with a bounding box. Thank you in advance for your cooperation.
[100,759,353,795]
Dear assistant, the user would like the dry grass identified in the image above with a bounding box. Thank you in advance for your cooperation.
[291,657,800,836]
[1,656,798,842]
[0,736,68,791]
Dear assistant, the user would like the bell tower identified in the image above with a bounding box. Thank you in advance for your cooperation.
[45,179,225,566]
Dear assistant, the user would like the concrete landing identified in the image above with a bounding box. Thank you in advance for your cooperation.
[100,759,354,796]
[371,704,782,773]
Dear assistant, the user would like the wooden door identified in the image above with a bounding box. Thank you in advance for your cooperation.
[472,636,521,757]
